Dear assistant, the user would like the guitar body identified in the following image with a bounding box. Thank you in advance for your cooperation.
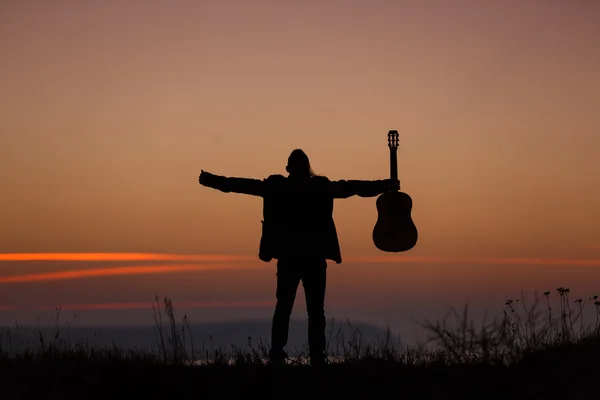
[373,191,418,252]
[372,130,418,252]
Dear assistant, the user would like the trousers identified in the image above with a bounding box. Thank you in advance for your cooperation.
[270,257,327,359]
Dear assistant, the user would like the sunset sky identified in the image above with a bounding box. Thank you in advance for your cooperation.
[1,1,599,340]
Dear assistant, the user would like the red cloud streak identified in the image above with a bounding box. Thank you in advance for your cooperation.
[0,301,273,312]
[1,254,598,285]
[346,255,600,266]
[40,301,273,311]
[2,253,599,266]
[0,253,254,262]
[0,263,264,284]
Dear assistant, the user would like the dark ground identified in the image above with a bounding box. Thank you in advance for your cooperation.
[1,354,599,400]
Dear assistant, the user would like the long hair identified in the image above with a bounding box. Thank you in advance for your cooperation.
[286,149,316,177]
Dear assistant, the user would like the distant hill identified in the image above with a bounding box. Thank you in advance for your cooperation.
[1,319,401,356]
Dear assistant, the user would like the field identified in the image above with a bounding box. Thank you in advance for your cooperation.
[1,288,599,399]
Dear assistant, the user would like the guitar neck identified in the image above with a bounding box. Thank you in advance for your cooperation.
[389,147,398,185]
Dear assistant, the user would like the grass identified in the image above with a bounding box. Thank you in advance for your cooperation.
[1,288,600,399]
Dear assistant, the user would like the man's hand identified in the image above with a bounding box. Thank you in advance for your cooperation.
[384,178,400,192]
[199,170,212,185]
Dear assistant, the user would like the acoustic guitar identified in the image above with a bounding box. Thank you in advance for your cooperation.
[372,130,418,252]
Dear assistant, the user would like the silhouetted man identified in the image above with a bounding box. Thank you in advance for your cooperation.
[198,149,399,365]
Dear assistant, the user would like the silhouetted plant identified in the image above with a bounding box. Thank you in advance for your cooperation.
[2,287,599,371]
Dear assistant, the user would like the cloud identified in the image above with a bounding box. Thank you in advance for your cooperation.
[0,253,254,262]
[345,255,600,266]
[4,253,599,267]
[36,301,273,311]
[0,263,264,284]
[0,301,273,312]
[2,253,599,285]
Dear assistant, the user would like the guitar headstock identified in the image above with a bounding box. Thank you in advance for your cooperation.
[387,130,399,149]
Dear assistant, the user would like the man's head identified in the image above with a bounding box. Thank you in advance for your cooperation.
[286,149,315,177]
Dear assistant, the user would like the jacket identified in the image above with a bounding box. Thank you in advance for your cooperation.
[200,172,388,264]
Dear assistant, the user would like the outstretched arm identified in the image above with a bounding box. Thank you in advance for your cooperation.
[199,170,265,197]
[330,178,399,199]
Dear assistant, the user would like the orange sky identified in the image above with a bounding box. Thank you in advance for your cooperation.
[1,1,599,336]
